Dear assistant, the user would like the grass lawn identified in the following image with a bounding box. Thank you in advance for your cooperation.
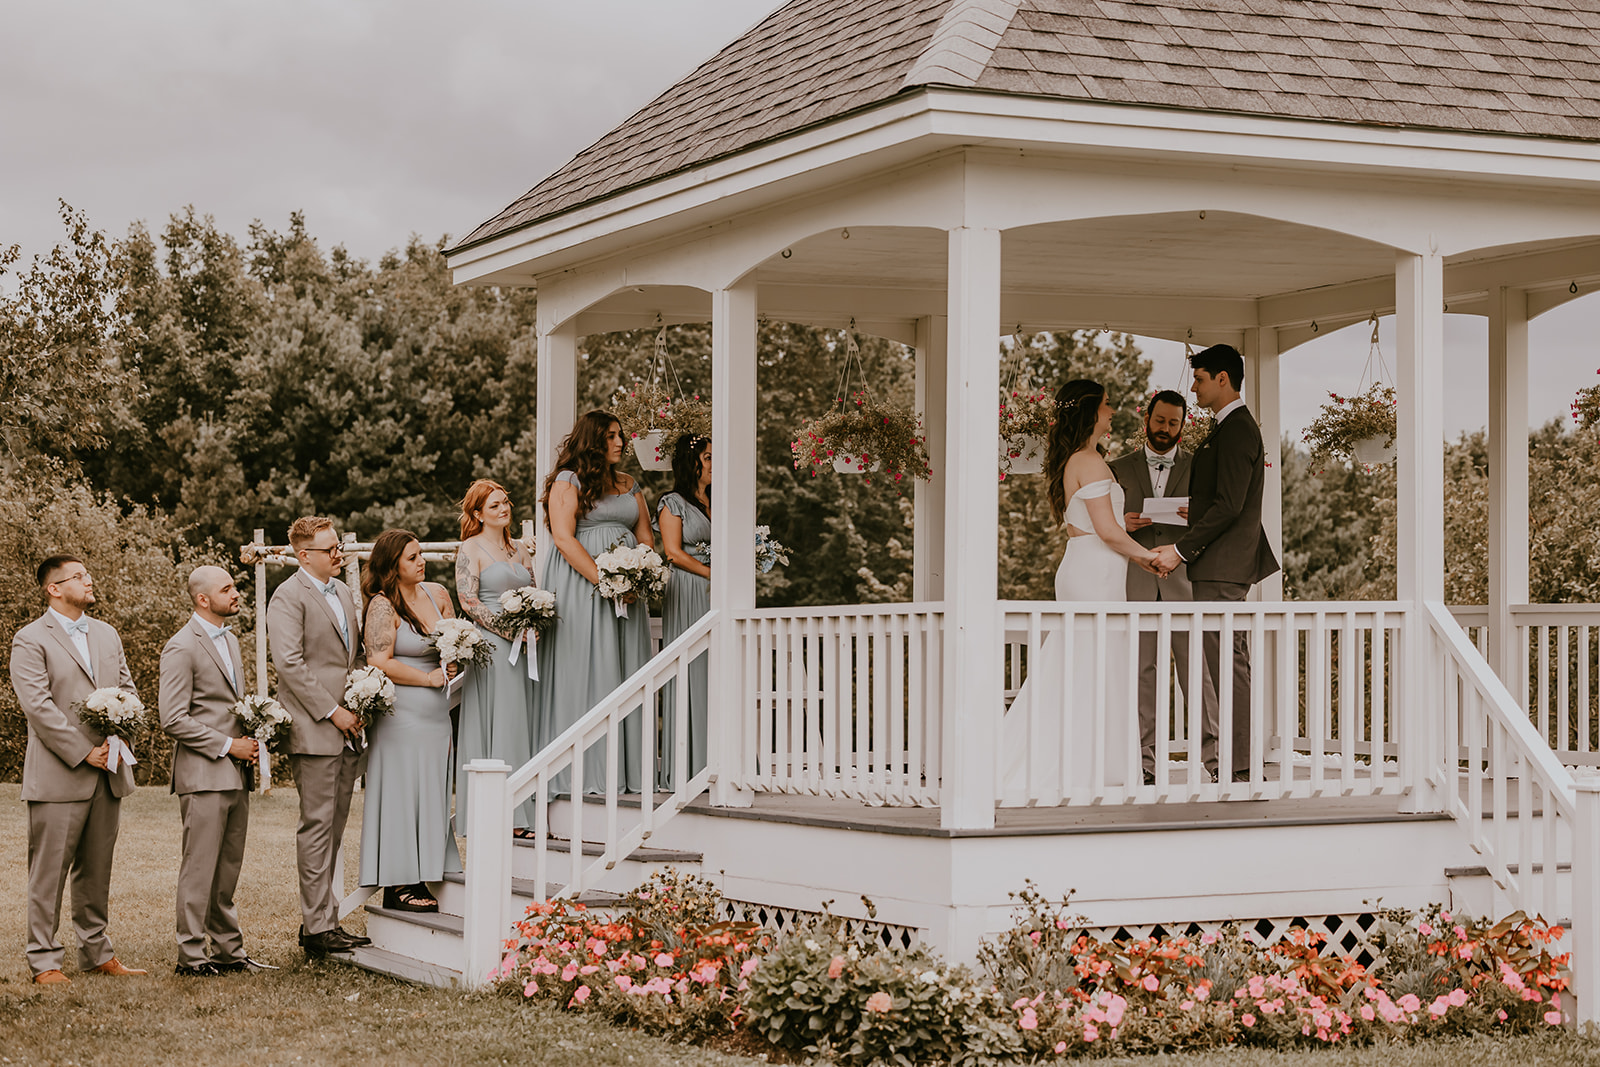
[1,782,1596,1066]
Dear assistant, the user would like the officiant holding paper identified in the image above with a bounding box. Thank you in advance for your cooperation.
[1109,391,1214,784]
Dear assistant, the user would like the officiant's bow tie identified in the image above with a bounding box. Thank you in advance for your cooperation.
[1150,458,1172,470]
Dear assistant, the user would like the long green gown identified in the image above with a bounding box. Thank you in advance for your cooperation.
[657,492,709,789]
[534,471,650,794]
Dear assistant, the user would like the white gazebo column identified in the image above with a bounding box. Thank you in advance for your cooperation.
[1395,250,1446,812]
[940,228,1001,830]
[708,281,758,807]
[1487,286,1530,692]
[1244,326,1284,601]
[535,319,578,579]
[914,314,949,602]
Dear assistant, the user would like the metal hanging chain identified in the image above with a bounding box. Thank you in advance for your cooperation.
[1357,311,1393,394]
[647,313,689,399]
[1004,324,1032,399]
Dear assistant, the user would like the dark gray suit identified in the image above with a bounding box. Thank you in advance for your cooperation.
[1176,404,1281,776]
[159,618,252,967]
[1108,448,1215,778]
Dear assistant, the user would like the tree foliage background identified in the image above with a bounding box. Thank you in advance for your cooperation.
[2,205,1598,781]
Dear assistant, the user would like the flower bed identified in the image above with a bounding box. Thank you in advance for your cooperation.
[495,875,1570,1062]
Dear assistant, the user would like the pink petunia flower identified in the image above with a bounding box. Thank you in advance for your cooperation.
[1241,1013,1256,1027]
[523,979,539,997]
[865,991,893,1013]
[1019,1008,1038,1030]
[571,984,591,1005]
[1141,974,1159,991]
[1546,1009,1564,1025]
[1083,1023,1098,1042]
[828,955,845,979]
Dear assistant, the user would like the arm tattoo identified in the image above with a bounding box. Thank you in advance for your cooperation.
[455,555,513,638]
[365,597,397,655]
[433,584,456,620]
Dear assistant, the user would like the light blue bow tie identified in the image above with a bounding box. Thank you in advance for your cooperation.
[314,578,338,596]
[1150,457,1172,471]
[204,623,232,637]
[62,617,89,635]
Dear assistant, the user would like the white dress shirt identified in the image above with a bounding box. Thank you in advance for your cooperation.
[1144,445,1178,498]
[194,614,238,759]
[1214,397,1247,424]
[48,607,92,672]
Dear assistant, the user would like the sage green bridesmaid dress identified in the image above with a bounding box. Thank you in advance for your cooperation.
[455,559,539,833]
[534,471,650,794]
[657,492,709,788]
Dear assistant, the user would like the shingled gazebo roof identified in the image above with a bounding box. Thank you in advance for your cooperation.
[453,0,1600,251]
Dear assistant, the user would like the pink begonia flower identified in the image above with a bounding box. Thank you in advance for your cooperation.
[1448,988,1469,1007]
[631,954,647,970]
[588,938,608,957]
[1056,918,1071,930]
[561,962,580,982]
[1546,1009,1565,1025]
[1241,1013,1256,1027]
[1103,994,1127,1027]
[1398,994,1421,1013]
[1141,974,1159,991]
[1028,930,1042,944]
[1196,984,1211,1001]
[1458,945,1473,959]
[1454,925,1467,940]
[828,956,846,979]
[1497,1009,1508,1021]
[1019,1008,1038,1030]
[865,991,894,1013]
[1054,1041,1068,1053]
[606,959,623,973]
[1202,932,1219,945]
[523,979,539,997]
[740,958,759,979]
[1181,1001,1194,1012]
[1360,1004,1375,1021]
[1083,1023,1099,1042]
[1440,910,1452,921]
[615,975,634,992]
[580,964,599,975]
[571,984,591,1005]
[654,952,674,968]
[1418,922,1434,937]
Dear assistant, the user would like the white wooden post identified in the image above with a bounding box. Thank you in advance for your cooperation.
[535,319,579,582]
[1571,770,1600,1028]
[1396,250,1446,812]
[913,314,949,602]
[462,759,512,988]
[709,281,757,807]
[1244,327,1283,602]
[253,528,271,794]
[941,226,1001,830]
[1487,286,1530,694]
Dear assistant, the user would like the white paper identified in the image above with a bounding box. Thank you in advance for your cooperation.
[1142,495,1189,526]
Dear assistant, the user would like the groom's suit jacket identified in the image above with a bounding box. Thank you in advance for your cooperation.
[1108,448,1194,602]
[267,569,363,757]
[1175,404,1280,586]
[159,618,252,794]
[10,613,139,802]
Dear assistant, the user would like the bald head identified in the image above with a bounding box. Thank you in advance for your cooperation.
[188,565,241,622]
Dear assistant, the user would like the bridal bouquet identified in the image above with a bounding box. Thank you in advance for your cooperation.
[72,688,147,772]
[426,617,494,670]
[230,694,292,755]
[343,665,395,730]
[754,526,790,573]
[594,542,669,618]
[497,586,559,637]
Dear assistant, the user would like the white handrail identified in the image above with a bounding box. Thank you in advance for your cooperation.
[460,609,720,986]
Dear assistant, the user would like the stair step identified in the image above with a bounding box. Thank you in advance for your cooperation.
[513,836,701,864]
[336,943,462,988]
[368,904,463,934]
[439,870,624,907]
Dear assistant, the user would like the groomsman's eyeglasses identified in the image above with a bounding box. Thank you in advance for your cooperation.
[303,545,344,558]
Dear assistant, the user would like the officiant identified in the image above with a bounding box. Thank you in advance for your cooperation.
[1110,391,1214,785]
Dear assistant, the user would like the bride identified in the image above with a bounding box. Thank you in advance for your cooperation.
[1003,379,1159,798]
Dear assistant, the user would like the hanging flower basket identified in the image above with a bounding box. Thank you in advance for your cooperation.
[793,391,931,486]
[1303,383,1397,471]
[610,382,711,473]
[998,389,1053,479]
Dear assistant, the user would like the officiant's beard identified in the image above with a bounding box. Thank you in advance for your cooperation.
[1147,428,1179,453]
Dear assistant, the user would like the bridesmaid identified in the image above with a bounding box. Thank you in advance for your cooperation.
[656,434,711,787]
[359,529,461,913]
[454,479,539,839]
[535,410,656,794]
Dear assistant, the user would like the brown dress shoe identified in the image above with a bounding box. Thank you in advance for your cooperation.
[33,969,70,985]
[91,957,147,976]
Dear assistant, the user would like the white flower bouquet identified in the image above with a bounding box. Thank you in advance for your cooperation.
[594,541,669,618]
[343,665,396,730]
[497,586,559,637]
[754,526,790,573]
[72,687,147,771]
[231,694,292,755]
[426,617,493,669]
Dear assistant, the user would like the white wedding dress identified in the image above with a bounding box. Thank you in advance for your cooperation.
[1002,477,1132,799]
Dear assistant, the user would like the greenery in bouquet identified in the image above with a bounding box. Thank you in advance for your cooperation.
[425,617,493,669]
[230,694,292,754]
[342,665,395,729]
[1303,382,1397,470]
[687,527,790,573]
[791,390,932,488]
[496,586,558,637]
[594,541,669,605]
[72,687,148,744]
[608,383,712,464]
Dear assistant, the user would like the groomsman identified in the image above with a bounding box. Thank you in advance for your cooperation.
[1110,390,1214,784]
[11,554,146,984]
[160,565,274,976]
[268,516,370,957]
[1153,345,1281,781]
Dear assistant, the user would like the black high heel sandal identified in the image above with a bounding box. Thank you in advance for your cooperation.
[383,884,438,913]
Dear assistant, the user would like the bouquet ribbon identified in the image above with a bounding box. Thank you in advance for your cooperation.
[613,599,628,620]
[507,629,539,681]
[105,734,138,773]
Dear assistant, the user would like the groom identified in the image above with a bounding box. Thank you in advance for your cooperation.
[1153,345,1279,782]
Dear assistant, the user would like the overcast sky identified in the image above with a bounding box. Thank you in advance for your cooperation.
[2,0,1592,439]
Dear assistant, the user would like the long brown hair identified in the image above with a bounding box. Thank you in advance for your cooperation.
[669,433,710,518]
[362,529,430,637]
[540,411,621,528]
[1046,379,1107,525]
[459,478,514,549]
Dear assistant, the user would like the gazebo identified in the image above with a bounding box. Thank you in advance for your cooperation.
[358,0,1600,1012]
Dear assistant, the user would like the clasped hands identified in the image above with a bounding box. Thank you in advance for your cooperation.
[1143,544,1182,578]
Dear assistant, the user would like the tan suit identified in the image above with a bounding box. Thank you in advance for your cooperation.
[159,617,252,967]
[267,569,364,935]
[10,612,138,975]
